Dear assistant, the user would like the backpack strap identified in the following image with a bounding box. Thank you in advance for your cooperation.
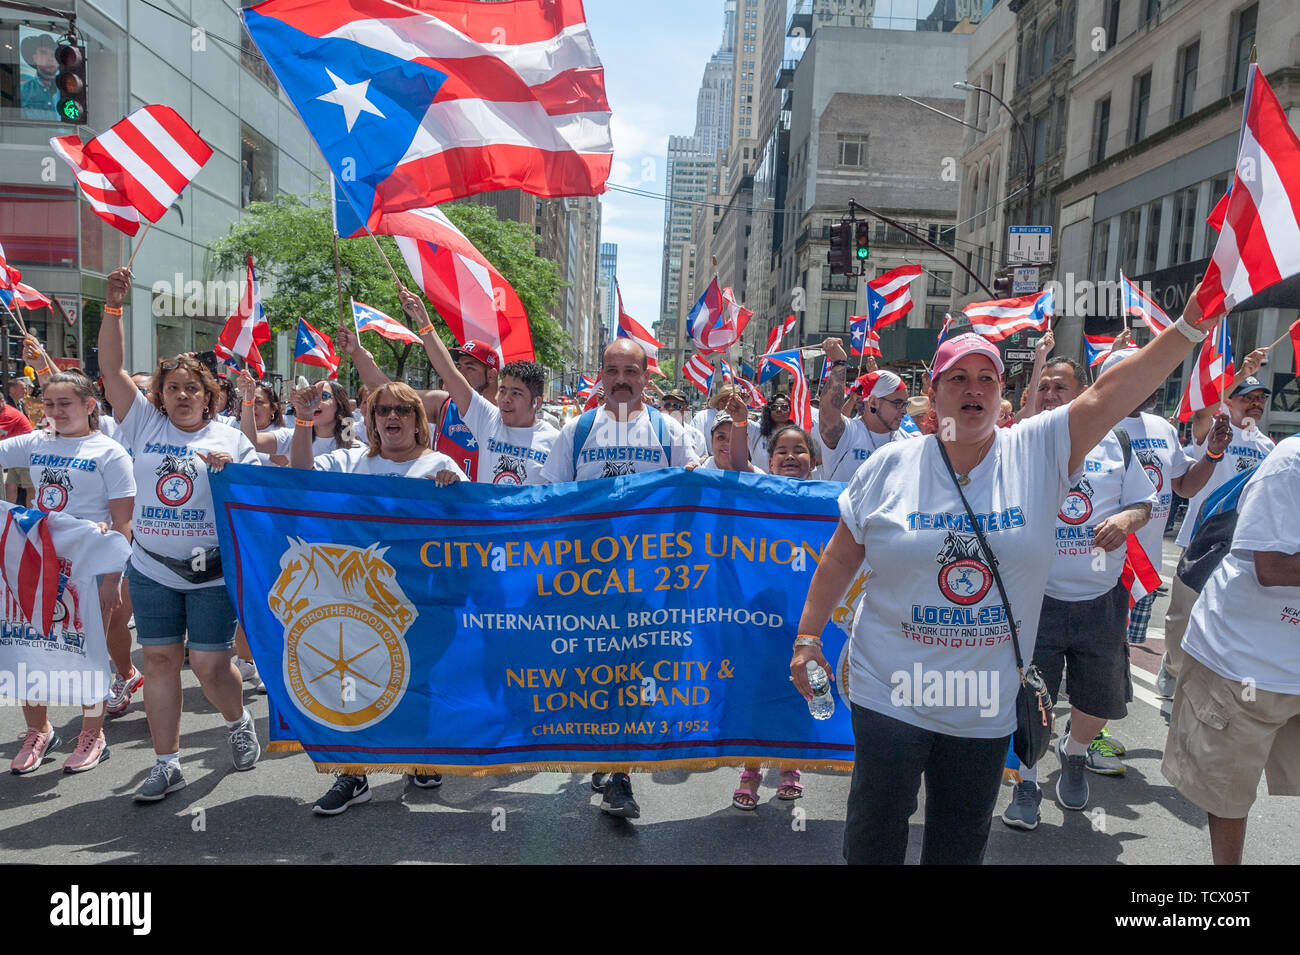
[571,408,599,476]
[1111,426,1132,470]
[645,405,673,465]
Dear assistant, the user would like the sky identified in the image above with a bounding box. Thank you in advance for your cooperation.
[583,0,727,328]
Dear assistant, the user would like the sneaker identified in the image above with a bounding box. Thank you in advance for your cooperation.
[599,772,640,819]
[1156,657,1176,699]
[313,774,371,815]
[62,731,110,773]
[1085,741,1126,776]
[1001,780,1042,830]
[234,657,265,692]
[105,667,144,717]
[134,762,186,802]
[590,772,608,793]
[1055,735,1089,811]
[1090,725,1127,758]
[10,727,60,775]
[228,715,261,771]
[407,772,442,789]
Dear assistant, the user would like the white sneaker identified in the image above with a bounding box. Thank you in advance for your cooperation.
[235,657,265,692]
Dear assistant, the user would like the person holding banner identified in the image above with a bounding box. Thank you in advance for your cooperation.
[792,285,1227,864]
[98,266,264,803]
[1,371,136,774]
[817,337,915,483]
[285,378,464,815]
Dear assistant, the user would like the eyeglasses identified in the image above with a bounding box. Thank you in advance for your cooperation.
[770,402,790,410]
[374,404,416,418]
[663,401,687,410]
[877,397,908,411]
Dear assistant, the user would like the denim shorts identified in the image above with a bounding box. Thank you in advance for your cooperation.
[126,562,238,651]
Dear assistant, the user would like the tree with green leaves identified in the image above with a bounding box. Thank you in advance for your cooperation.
[209,192,567,380]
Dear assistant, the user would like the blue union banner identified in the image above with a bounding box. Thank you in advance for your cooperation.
[211,466,858,775]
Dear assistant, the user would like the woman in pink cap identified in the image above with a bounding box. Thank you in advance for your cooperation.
[789,286,1224,864]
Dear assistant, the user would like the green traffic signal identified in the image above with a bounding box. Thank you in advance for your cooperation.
[856,247,869,259]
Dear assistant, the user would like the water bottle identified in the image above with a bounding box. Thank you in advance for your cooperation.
[806,660,835,720]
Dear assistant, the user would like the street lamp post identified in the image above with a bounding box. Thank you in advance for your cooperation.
[954,81,1035,225]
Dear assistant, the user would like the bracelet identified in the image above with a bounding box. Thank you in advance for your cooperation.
[33,365,50,375]
[295,417,313,428]
[1206,448,1225,461]
[1173,316,1207,343]
[242,399,255,407]
[417,323,435,336]
[103,306,123,316]
[793,636,822,648]
[831,360,847,367]
[734,420,748,429]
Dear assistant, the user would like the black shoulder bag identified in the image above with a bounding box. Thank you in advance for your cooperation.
[936,440,1054,768]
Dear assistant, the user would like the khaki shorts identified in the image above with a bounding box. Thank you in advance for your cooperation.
[1163,654,1300,818]
[5,467,32,489]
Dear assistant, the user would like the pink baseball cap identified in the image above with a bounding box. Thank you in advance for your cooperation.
[452,339,501,370]
[931,333,1004,377]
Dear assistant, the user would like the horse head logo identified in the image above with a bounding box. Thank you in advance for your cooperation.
[269,538,415,630]
[831,570,871,631]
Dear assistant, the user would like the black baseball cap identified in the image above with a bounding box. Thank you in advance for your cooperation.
[1230,376,1271,397]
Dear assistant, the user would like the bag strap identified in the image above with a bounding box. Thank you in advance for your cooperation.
[935,439,1025,675]
[1112,425,1131,469]
[645,405,673,464]
[571,408,599,475]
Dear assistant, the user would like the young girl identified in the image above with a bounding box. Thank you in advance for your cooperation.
[0,371,135,774]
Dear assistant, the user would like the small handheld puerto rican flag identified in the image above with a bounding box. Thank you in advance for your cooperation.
[0,507,59,635]
[718,359,734,383]
[212,339,240,372]
[352,299,421,345]
[293,317,340,378]
[1120,271,1171,335]
[217,256,271,378]
[1121,535,1162,607]
[683,353,714,395]
[576,374,596,401]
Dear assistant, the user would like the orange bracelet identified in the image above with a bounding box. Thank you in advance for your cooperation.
[242,399,255,407]
[417,323,435,336]
[295,418,313,428]
[104,306,123,316]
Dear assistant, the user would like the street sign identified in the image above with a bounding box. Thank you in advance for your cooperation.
[1012,266,1040,294]
[54,296,78,328]
[1004,349,1035,362]
[1007,226,1052,264]
[1006,362,1024,375]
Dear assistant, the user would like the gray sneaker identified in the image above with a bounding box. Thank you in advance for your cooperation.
[1156,656,1176,699]
[229,715,261,771]
[1055,735,1089,811]
[134,762,186,802]
[1001,780,1042,830]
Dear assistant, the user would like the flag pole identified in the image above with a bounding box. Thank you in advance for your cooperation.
[124,220,153,271]
[332,181,404,285]
[1262,326,1294,351]
[332,230,346,326]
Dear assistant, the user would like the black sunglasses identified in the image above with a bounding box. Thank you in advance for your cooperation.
[374,404,416,418]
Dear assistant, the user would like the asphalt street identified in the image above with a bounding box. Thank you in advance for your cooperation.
[2,536,1297,865]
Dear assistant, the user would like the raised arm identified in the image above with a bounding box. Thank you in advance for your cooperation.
[723,392,755,472]
[1013,328,1055,423]
[399,285,473,415]
[1189,347,1265,443]
[818,337,849,450]
[337,323,448,426]
[22,335,55,387]
[287,382,319,471]
[235,370,278,453]
[97,266,140,417]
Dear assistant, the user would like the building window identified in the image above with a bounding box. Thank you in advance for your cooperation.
[821,265,857,292]
[1118,210,1140,276]
[241,122,278,207]
[1130,71,1152,144]
[1141,201,1162,273]
[241,24,279,93]
[1039,22,1056,76]
[1170,185,1199,265]
[1032,114,1048,165]
[837,134,867,167]
[819,299,850,334]
[1175,41,1199,120]
[1092,219,1111,280]
[1092,97,1111,164]
[1140,0,1159,25]
[1231,3,1258,93]
[925,303,947,327]
[1105,0,1121,51]
[926,270,952,297]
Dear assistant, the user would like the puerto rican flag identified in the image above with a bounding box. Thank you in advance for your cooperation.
[718,358,734,383]
[1120,271,1172,334]
[615,282,663,375]
[10,283,52,311]
[1206,185,1231,233]
[1084,332,1117,367]
[962,288,1054,342]
[735,374,765,409]
[1195,65,1300,319]
[217,257,271,378]
[575,374,596,400]
[757,348,812,430]
[766,313,797,353]
[352,299,421,344]
[0,507,59,635]
[50,105,212,235]
[683,353,714,395]
[1121,534,1163,608]
[212,339,240,372]
[243,0,613,232]
[686,277,751,353]
[293,316,341,378]
[865,264,922,330]
[1178,319,1234,422]
[937,312,954,344]
[849,316,881,357]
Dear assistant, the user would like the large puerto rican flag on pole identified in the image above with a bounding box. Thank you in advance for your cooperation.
[217,257,272,378]
[50,105,212,235]
[686,277,751,353]
[865,264,922,330]
[1178,318,1234,422]
[766,313,797,353]
[683,353,714,395]
[243,0,613,232]
[615,282,663,376]
[962,288,1054,342]
[1194,64,1300,320]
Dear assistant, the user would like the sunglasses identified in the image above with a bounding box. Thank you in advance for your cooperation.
[663,401,687,410]
[374,404,416,418]
[770,402,790,410]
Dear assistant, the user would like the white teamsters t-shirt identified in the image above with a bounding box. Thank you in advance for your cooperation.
[0,432,135,524]
[269,426,346,458]
[1183,435,1297,693]
[117,393,261,590]
[0,506,132,705]
[1122,413,1193,564]
[837,406,1080,737]
[314,445,467,480]
[1175,422,1275,548]
[542,405,695,482]
[816,416,913,484]
[1045,428,1157,601]
[460,391,558,485]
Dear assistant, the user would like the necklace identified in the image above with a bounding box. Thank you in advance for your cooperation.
[950,433,997,486]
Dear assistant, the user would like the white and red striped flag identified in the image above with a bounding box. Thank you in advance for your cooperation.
[766,313,797,353]
[757,349,812,430]
[1195,65,1300,319]
[575,374,596,401]
[50,105,212,234]
[1120,271,1171,334]
[735,375,766,409]
[218,257,271,378]
[1121,534,1163,608]
[11,284,52,311]
[0,507,59,635]
[1177,319,1234,422]
[615,283,663,376]
[683,354,714,395]
[962,288,1054,342]
[293,317,341,378]
[351,300,421,345]
[865,264,922,330]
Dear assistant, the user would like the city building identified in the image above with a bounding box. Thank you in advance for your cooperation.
[599,241,618,340]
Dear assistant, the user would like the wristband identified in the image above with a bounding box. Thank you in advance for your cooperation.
[1206,448,1225,461]
[242,399,255,407]
[104,306,123,316]
[1173,316,1207,343]
[734,419,747,429]
[417,323,435,336]
[34,365,50,375]
[793,636,822,648]
[295,417,314,428]
[831,360,847,367]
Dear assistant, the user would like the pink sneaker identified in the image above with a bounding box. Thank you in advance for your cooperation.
[11,727,60,775]
[106,667,143,717]
[62,731,110,773]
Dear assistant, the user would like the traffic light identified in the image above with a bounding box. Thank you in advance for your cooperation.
[992,271,1014,297]
[55,38,88,125]
[827,219,852,275]
[854,220,870,262]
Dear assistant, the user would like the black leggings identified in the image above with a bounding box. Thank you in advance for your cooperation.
[843,702,1010,865]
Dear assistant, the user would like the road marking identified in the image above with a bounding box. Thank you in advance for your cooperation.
[1131,664,1172,713]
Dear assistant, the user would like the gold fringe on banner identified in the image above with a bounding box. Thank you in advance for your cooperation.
[267,751,853,776]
